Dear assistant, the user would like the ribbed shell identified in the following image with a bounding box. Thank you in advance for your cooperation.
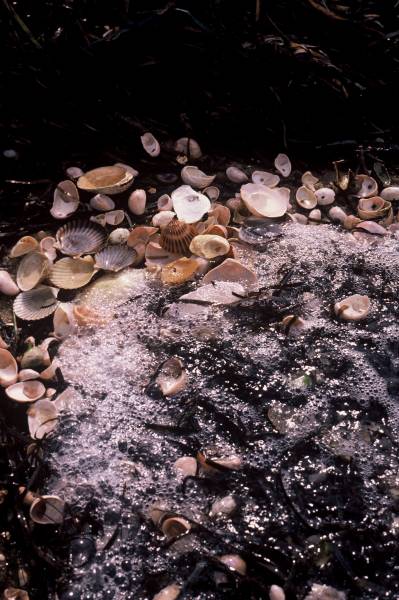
[94,246,137,272]
[13,286,59,321]
[159,220,196,255]
[56,220,107,256]
[16,252,50,291]
[49,257,96,289]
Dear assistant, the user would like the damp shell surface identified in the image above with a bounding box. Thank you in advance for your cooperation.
[56,220,107,256]
[161,257,199,284]
[49,257,96,289]
[0,349,18,387]
[77,166,133,195]
[159,220,196,255]
[94,246,137,272]
[13,286,59,321]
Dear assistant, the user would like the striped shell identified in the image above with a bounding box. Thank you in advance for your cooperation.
[77,166,134,195]
[13,286,59,321]
[94,246,137,272]
[159,220,196,255]
[49,257,96,289]
[56,220,107,256]
[16,252,50,291]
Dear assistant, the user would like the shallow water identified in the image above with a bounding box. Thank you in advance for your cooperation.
[49,223,399,599]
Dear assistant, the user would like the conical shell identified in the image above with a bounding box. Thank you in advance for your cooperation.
[13,286,59,321]
[241,183,290,217]
[16,252,50,291]
[56,220,107,256]
[181,166,216,189]
[77,166,133,195]
[141,132,161,157]
[94,246,137,272]
[161,257,199,284]
[89,194,115,211]
[0,271,19,295]
[30,495,65,525]
[5,380,45,403]
[174,137,202,159]
[0,349,18,387]
[189,234,230,259]
[27,398,58,439]
[296,186,317,209]
[202,258,258,290]
[10,236,39,258]
[160,220,196,255]
[49,257,96,289]
[171,185,211,223]
[252,171,280,187]
[50,180,79,219]
[274,153,291,177]
[226,166,248,183]
[334,294,370,321]
[315,187,335,206]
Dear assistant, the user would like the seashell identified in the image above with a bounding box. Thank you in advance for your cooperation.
[239,217,283,245]
[270,585,286,600]
[16,252,50,292]
[156,357,188,396]
[114,162,139,177]
[208,203,231,226]
[53,303,77,339]
[49,256,96,289]
[94,245,136,272]
[304,584,346,600]
[166,282,245,318]
[50,180,79,220]
[241,183,290,217]
[3,588,29,600]
[66,166,84,179]
[105,210,125,226]
[355,174,378,198]
[274,153,291,177]
[5,380,45,403]
[203,224,228,237]
[202,258,258,291]
[181,166,216,189]
[127,226,158,247]
[18,369,40,381]
[21,344,50,371]
[198,448,242,471]
[196,216,217,234]
[281,315,307,336]
[315,187,335,206]
[29,495,65,525]
[174,137,202,159]
[128,189,147,215]
[89,194,115,212]
[13,286,59,321]
[0,349,18,387]
[108,228,130,244]
[90,214,107,227]
[73,304,108,328]
[160,220,196,255]
[328,206,347,223]
[161,257,199,284]
[357,196,390,220]
[204,186,220,201]
[141,132,161,157]
[0,335,9,349]
[252,171,280,187]
[334,294,370,321]
[10,236,39,258]
[173,456,197,477]
[301,171,319,191]
[288,213,308,224]
[308,209,322,223]
[226,197,241,211]
[39,361,58,381]
[152,211,176,229]
[55,220,107,256]
[158,194,173,211]
[39,236,57,262]
[209,495,237,518]
[226,166,248,183]
[355,220,387,236]
[77,166,133,195]
[153,584,181,600]
[218,554,247,576]
[296,186,317,210]
[380,186,399,202]
[27,398,58,439]
[189,234,230,259]
[161,516,191,539]
[343,215,362,230]
[0,271,19,295]
[145,242,180,269]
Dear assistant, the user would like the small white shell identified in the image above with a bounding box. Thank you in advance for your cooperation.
[209,495,237,517]
[128,189,147,215]
[27,398,58,439]
[301,171,319,191]
[252,171,280,187]
[274,153,291,177]
[171,185,211,223]
[108,228,130,244]
[288,213,308,224]
[181,166,216,189]
[18,369,40,381]
[173,456,197,477]
[66,166,84,179]
[50,180,79,219]
[241,183,290,217]
[152,211,176,229]
[89,194,115,212]
[174,137,202,159]
[308,209,322,222]
[189,235,230,259]
[296,186,317,210]
[315,187,335,206]
[30,495,65,524]
[0,349,18,387]
[157,194,173,211]
[10,236,39,258]
[5,380,45,403]
[141,132,160,157]
[226,166,248,183]
[13,286,59,321]
[0,271,19,295]
[355,221,387,236]
[334,294,370,321]
[16,252,50,292]
[381,186,399,202]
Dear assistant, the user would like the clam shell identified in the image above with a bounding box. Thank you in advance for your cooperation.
[181,166,216,189]
[301,171,319,191]
[174,137,202,159]
[5,380,45,403]
[0,271,19,295]
[50,180,79,219]
[334,294,370,321]
[355,174,378,198]
[77,166,133,195]
[274,153,291,177]
[171,185,211,223]
[315,187,335,206]
[105,210,125,226]
[208,203,231,226]
[252,171,280,187]
[269,586,286,600]
[161,516,191,538]
[16,252,50,291]
[381,186,399,202]
[358,196,391,220]
[30,495,65,525]
[94,245,137,272]
[204,186,220,201]
[89,194,115,211]
[160,220,196,255]
[10,236,39,258]
[308,209,322,222]
[14,286,59,321]
[128,189,146,215]
[56,220,107,256]
[157,194,173,211]
[108,228,130,244]
[161,257,199,284]
[49,257,96,289]
[0,349,18,387]
[152,211,176,229]
[189,234,230,259]
[141,132,161,157]
[241,183,290,217]
[202,258,258,291]
[226,166,248,183]
[296,186,317,209]
[166,282,245,318]
[355,221,387,236]
[27,398,58,439]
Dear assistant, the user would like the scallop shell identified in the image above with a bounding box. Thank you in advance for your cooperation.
[226,166,248,183]
[241,183,290,217]
[16,252,50,291]
[315,187,335,206]
[49,257,96,289]
[0,349,18,387]
[181,166,216,189]
[5,380,45,403]
[301,171,319,191]
[77,166,134,195]
[10,236,39,258]
[128,189,146,215]
[161,257,199,284]
[296,186,317,209]
[89,194,115,212]
[202,258,258,291]
[141,132,161,157]
[73,304,109,328]
[189,234,230,259]
[0,271,19,295]
[355,174,378,198]
[274,153,291,177]
[27,398,58,439]
[55,220,106,256]
[160,220,196,255]
[171,185,211,223]
[94,246,137,272]
[14,286,59,321]
[380,186,399,202]
[157,194,173,211]
[334,294,370,321]
[30,495,65,525]
[252,171,280,187]
[50,180,79,219]
[174,137,202,159]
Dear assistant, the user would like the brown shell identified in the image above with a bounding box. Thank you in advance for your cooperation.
[159,220,196,255]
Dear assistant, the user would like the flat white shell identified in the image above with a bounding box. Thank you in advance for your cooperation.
[274,153,291,177]
[241,183,290,217]
[171,185,211,223]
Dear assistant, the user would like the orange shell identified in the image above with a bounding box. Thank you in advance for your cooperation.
[161,257,199,285]
[159,220,196,255]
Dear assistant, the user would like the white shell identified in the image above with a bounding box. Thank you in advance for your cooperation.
[174,137,202,159]
[173,457,197,477]
[152,211,176,228]
[128,189,147,215]
[157,194,173,211]
[181,166,216,189]
[13,286,59,321]
[252,171,280,187]
[30,495,65,525]
[16,252,50,291]
[270,585,286,600]
[89,194,115,212]
[141,132,160,157]
[5,380,45,403]
[10,236,39,258]
[241,183,290,217]
[355,221,387,236]
[153,584,182,600]
[296,186,317,209]
[189,235,230,259]
[50,180,79,219]
[0,349,18,387]
[355,174,378,198]
[209,495,237,517]
[381,186,399,202]
[334,294,370,321]
[0,271,19,295]
[167,282,245,318]
[171,185,211,223]
[274,153,291,177]
[328,206,347,223]
[315,187,335,206]
[226,166,248,183]
[301,171,319,191]
[27,398,58,439]
[108,228,130,244]
[308,209,322,222]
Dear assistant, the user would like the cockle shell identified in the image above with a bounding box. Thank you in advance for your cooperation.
[105,210,125,226]
[160,220,196,255]
[153,584,182,600]
[355,174,378,198]
[226,166,248,183]
[252,171,280,187]
[49,256,96,289]
[334,294,370,321]
[128,189,147,215]
[156,357,188,396]
[10,236,39,258]
[189,234,230,259]
[181,166,216,189]
[218,555,247,575]
[315,187,335,206]
[203,224,227,237]
[94,245,137,272]
[174,137,202,159]
[301,171,319,191]
[141,132,160,157]
[78,166,133,195]
[39,236,57,262]
[89,194,115,212]
[27,398,58,439]
[358,196,391,220]
[50,180,79,219]
[14,286,59,321]
[152,211,176,229]
[0,271,19,295]
[296,186,317,209]
[204,186,220,201]
[16,252,50,291]
[202,258,258,291]
[157,194,173,211]
[0,349,18,387]
[208,203,231,226]
[108,228,130,244]
[171,185,211,223]
[5,380,45,403]
[380,186,399,202]
[161,257,199,284]
[274,153,291,177]
[56,220,107,256]
[29,495,65,524]
[241,183,290,217]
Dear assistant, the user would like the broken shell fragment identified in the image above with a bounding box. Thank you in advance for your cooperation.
[355,220,387,236]
[128,189,147,215]
[29,495,65,525]
[156,357,187,396]
[161,516,191,539]
[296,186,317,210]
[161,257,199,284]
[355,174,378,198]
[274,153,291,177]
[77,165,134,195]
[49,257,96,289]
[226,166,248,183]
[153,584,182,600]
[189,234,230,259]
[241,183,290,217]
[301,171,319,191]
[18,369,40,381]
[27,398,58,439]
[381,186,399,202]
[145,242,179,269]
[218,554,247,576]
[208,203,231,226]
[203,258,258,291]
[173,456,198,477]
[252,171,280,187]
[281,315,307,335]
[160,220,196,255]
[51,180,80,219]
[198,448,242,472]
[89,194,115,212]
[94,245,136,272]
[13,286,59,321]
[56,220,107,256]
[16,252,50,291]
[0,271,19,295]
[0,349,18,387]
[157,194,173,211]
[141,132,160,157]
[53,304,76,339]
[171,185,211,223]
[204,186,220,201]
[152,211,176,229]
[357,196,390,220]
[5,380,46,403]
[174,137,202,159]
[10,236,39,258]
[334,294,371,321]
[3,588,29,600]
[108,228,130,244]
[181,166,216,189]
[315,187,335,206]
[343,215,362,230]
[209,495,237,518]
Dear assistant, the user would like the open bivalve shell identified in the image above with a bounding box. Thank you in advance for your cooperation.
[141,132,160,157]
[252,170,280,187]
[14,286,59,321]
[160,220,196,255]
[334,294,371,321]
[315,187,335,206]
[161,257,200,284]
[355,174,378,198]
[89,194,115,212]
[10,236,39,258]
[157,194,173,211]
[274,153,291,177]
[77,166,134,195]
[105,210,125,226]
[55,220,107,256]
[29,495,65,525]
[0,271,19,295]
[27,398,58,439]
[94,245,137,272]
[0,349,18,387]
[357,196,391,220]
[241,183,290,217]
[202,258,258,291]
[181,166,216,189]
[40,236,57,262]
[16,252,50,291]
[161,516,191,539]
[204,186,220,201]
[49,256,96,289]
[174,137,202,159]
[50,180,79,219]
[296,186,317,209]
[189,234,230,259]
[5,380,46,403]
[146,242,180,269]
[301,171,319,191]
[226,166,248,183]
[171,185,211,223]
[156,357,187,396]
